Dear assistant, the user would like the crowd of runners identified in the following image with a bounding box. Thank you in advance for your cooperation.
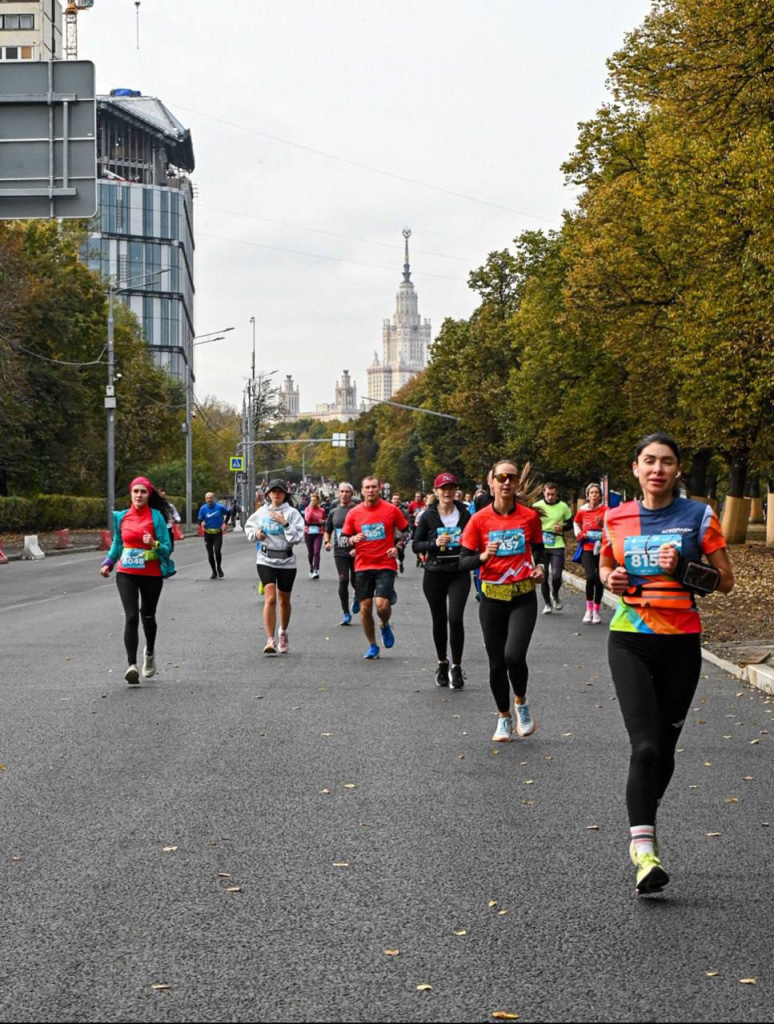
[100,432,734,897]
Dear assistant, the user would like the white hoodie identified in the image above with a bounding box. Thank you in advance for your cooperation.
[245,501,305,568]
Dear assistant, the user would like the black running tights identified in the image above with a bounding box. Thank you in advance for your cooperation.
[608,631,702,825]
[204,532,223,573]
[422,570,471,664]
[334,553,357,613]
[479,590,538,712]
[116,573,163,665]
[539,550,565,604]
[581,549,603,604]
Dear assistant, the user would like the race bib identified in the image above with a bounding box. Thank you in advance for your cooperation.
[438,526,462,548]
[261,518,284,535]
[307,525,320,535]
[121,547,147,570]
[489,528,526,556]
[624,533,683,575]
[335,528,344,542]
[362,522,386,541]
[543,531,558,548]
[585,530,603,542]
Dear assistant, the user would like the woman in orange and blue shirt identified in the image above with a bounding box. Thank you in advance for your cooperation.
[599,432,733,895]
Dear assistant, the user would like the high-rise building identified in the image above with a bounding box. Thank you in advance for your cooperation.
[367,229,431,402]
[279,374,300,421]
[309,369,359,422]
[0,0,61,62]
[82,91,195,383]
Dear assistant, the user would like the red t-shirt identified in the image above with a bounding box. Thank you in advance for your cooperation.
[117,506,161,576]
[304,506,326,535]
[574,505,609,551]
[342,499,408,572]
[461,503,542,584]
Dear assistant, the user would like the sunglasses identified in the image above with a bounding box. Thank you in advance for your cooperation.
[493,472,517,483]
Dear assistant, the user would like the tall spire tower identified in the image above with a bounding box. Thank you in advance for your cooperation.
[367,228,432,402]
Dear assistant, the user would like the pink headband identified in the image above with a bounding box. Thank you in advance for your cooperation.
[130,476,153,493]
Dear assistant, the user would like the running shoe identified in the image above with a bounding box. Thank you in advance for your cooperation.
[258,581,265,596]
[582,609,593,623]
[125,664,140,685]
[542,604,553,615]
[492,716,513,742]
[435,661,450,687]
[629,830,659,864]
[263,637,277,655]
[210,572,218,580]
[217,568,224,579]
[514,702,537,738]
[340,612,352,626]
[352,599,360,614]
[450,665,465,690]
[634,852,669,895]
[309,570,315,579]
[141,648,156,679]
[278,629,289,654]
[592,610,602,624]
[380,622,395,648]
[399,563,404,574]
[552,597,563,611]
[312,570,319,580]
[364,643,380,659]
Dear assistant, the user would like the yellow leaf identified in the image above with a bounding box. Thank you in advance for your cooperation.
[740,978,756,985]
[706,832,722,838]
[524,780,534,785]
[162,846,178,852]
[498,909,508,915]
[416,984,433,991]
[359,822,373,827]
[151,984,171,990]
[0,764,6,771]
[689,785,699,789]
[744,776,754,781]
[332,861,349,867]
[218,872,231,878]
[384,949,400,956]
[586,825,600,831]
[724,797,739,804]
[453,929,467,936]
[488,899,498,907]
[705,972,719,978]
[562,732,572,737]
[343,783,356,789]
[491,749,500,755]
[704,762,713,767]
[225,886,242,892]
[491,1014,520,1020]
[457,755,466,760]
[320,788,331,794]
[750,739,761,745]
[321,732,333,737]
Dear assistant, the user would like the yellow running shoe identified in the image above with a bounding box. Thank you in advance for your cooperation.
[258,581,265,595]
[635,852,669,895]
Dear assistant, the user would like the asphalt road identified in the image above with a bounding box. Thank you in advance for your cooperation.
[1,534,772,1023]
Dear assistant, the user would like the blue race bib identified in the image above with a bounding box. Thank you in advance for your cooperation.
[489,528,526,556]
[307,525,320,535]
[624,534,683,575]
[121,548,147,569]
[261,518,284,535]
[543,531,558,548]
[585,530,603,543]
[438,526,462,548]
[362,522,386,541]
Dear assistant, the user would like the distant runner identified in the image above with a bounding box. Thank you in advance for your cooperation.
[324,482,359,625]
[532,482,573,614]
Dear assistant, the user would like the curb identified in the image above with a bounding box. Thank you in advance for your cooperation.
[4,544,101,562]
[560,570,774,696]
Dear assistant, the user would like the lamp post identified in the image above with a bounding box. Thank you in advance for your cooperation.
[191,327,234,530]
[247,317,256,514]
[106,268,170,530]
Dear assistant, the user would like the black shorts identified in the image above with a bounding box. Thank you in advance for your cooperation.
[257,564,297,593]
[355,569,396,602]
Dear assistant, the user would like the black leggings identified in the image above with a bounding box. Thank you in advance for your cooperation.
[608,631,703,825]
[539,549,565,603]
[204,532,223,573]
[334,553,357,612]
[479,590,538,712]
[116,573,164,665]
[422,570,471,664]
[581,549,603,604]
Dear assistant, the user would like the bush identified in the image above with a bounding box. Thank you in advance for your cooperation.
[0,493,188,533]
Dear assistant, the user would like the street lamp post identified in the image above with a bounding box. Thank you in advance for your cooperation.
[247,316,256,515]
[191,328,234,530]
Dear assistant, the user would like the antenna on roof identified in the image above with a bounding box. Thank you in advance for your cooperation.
[135,1,141,50]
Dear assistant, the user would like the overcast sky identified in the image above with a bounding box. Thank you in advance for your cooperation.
[79,0,653,412]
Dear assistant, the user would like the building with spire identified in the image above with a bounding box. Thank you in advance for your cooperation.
[279,374,300,420]
[367,228,432,402]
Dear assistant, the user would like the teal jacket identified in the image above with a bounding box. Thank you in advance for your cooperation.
[104,507,173,572]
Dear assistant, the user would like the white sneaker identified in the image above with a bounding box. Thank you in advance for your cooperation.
[125,664,140,685]
[542,604,553,615]
[278,629,289,654]
[309,570,315,579]
[514,702,537,738]
[142,648,156,678]
[552,597,563,611]
[583,609,593,623]
[592,610,602,624]
[492,716,513,743]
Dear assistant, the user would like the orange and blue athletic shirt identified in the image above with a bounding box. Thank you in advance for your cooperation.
[601,498,726,635]
[461,503,543,585]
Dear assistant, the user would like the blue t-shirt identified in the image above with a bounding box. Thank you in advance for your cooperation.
[198,503,229,530]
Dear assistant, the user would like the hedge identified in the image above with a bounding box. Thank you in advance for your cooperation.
[0,494,188,533]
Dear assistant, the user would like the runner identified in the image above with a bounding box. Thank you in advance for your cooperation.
[412,472,472,688]
[391,493,408,573]
[99,477,174,684]
[304,492,327,579]
[574,483,608,623]
[599,432,733,895]
[245,479,305,654]
[198,491,230,579]
[158,488,181,554]
[324,482,359,625]
[532,482,573,614]
[459,460,544,741]
[408,490,425,567]
[341,475,408,659]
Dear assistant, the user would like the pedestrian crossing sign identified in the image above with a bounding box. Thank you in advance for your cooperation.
[230,457,244,471]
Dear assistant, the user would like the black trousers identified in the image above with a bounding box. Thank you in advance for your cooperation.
[608,631,703,825]
[539,549,565,603]
[334,553,357,612]
[422,570,471,664]
[478,589,538,711]
[204,532,223,573]
[116,573,163,665]
[581,549,603,604]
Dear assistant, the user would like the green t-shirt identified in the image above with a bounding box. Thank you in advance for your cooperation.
[532,500,572,550]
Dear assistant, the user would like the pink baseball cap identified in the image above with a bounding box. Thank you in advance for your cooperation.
[434,472,458,488]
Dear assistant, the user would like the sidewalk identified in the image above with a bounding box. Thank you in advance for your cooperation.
[0,527,199,561]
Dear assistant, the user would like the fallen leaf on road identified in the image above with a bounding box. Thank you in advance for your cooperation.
[12,856,22,862]
[750,739,761,745]
[457,755,466,760]
[0,764,6,771]
[225,886,242,892]
[320,732,333,737]
[706,832,722,838]
[162,846,178,852]
[218,872,231,878]
[744,776,754,781]
[221,837,232,841]
[491,1014,519,1020]
[359,822,372,827]
[562,732,572,737]
[723,735,732,739]
[586,825,600,831]
[724,797,739,804]
[416,984,432,991]
[151,984,171,990]
[488,899,498,908]
[254,695,264,699]
[384,949,400,956]
[524,780,534,785]
[453,929,467,936]
[498,909,509,916]
[689,785,699,789]
[491,749,500,755]
[320,788,331,794]
[544,756,552,762]
[343,783,356,789]
[740,978,756,985]
[332,862,349,867]
[705,972,719,978]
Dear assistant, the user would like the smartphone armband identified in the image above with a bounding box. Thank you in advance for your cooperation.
[680,560,720,595]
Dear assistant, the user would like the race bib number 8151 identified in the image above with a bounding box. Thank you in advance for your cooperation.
[624,534,683,574]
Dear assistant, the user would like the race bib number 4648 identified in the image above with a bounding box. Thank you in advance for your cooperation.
[624,533,683,574]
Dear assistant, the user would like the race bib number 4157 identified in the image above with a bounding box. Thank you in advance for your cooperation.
[624,533,683,575]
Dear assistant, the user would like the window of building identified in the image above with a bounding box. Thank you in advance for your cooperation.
[1,15,35,30]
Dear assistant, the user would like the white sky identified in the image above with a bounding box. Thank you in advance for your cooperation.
[79,0,653,412]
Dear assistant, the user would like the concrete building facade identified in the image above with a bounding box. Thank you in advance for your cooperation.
[0,0,61,61]
[367,229,431,402]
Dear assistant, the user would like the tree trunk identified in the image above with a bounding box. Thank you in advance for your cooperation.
[720,453,749,543]
[748,477,764,524]
[685,449,711,498]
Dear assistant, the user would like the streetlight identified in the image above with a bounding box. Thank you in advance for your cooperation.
[188,327,235,530]
[106,268,170,530]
